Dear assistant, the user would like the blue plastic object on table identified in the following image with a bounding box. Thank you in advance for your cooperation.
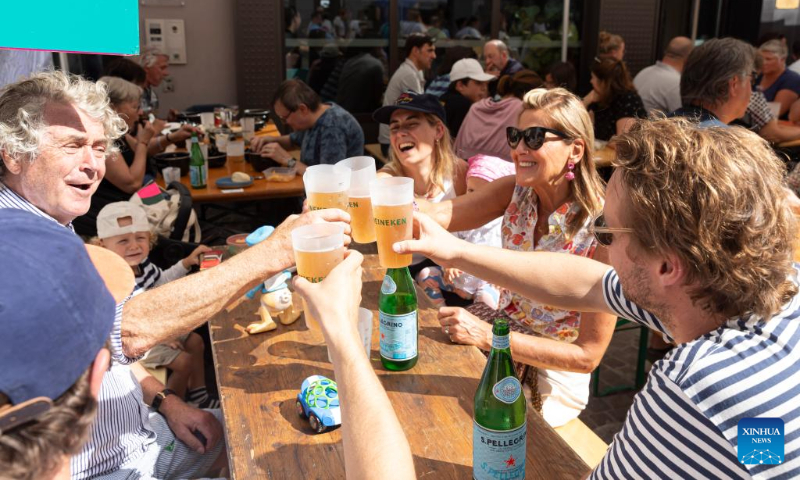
[216,176,254,189]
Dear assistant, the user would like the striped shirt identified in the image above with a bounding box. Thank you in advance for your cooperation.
[135,257,189,291]
[593,269,800,479]
[0,181,156,478]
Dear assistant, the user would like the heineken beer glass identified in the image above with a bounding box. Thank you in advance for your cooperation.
[304,164,350,212]
[336,156,377,244]
[370,177,414,268]
[291,223,346,330]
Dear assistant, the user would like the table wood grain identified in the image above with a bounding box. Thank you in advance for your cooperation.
[210,255,591,479]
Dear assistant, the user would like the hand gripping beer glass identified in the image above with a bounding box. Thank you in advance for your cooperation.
[370,177,414,268]
[336,156,377,244]
[291,223,346,330]
[304,164,351,212]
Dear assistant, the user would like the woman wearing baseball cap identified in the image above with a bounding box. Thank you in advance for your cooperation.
[372,91,469,281]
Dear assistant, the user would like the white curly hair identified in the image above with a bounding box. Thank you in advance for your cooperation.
[0,70,127,176]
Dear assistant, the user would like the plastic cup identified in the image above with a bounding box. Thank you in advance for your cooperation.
[162,166,181,184]
[303,164,351,212]
[336,156,377,244]
[227,139,245,172]
[370,177,414,268]
[216,134,228,153]
[242,117,255,141]
[199,112,215,129]
[328,307,373,362]
[292,223,346,331]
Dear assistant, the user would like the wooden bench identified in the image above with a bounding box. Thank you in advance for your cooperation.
[365,143,387,165]
[554,418,609,469]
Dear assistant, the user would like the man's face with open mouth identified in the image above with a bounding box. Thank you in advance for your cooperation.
[9,102,107,225]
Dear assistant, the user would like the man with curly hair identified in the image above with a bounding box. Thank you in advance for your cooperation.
[398,117,800,478]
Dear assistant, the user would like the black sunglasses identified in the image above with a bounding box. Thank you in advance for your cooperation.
[507,126,571,150]
[591,214,634,247]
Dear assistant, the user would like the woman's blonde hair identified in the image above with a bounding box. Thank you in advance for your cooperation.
[383,113,458,197]
[597,31,624,57]
[519,88,605,238]
[613,117,797,319]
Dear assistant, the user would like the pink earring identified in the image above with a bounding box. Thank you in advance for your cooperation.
[565,162,575,181]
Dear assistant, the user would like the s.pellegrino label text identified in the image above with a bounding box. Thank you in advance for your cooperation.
[473,422,526,480]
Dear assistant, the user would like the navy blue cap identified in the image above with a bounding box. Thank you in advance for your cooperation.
[373,91,447,125]
[0,210,117,406]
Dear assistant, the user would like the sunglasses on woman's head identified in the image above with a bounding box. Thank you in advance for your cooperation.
[506,126,570,150]
[591,214,634,247]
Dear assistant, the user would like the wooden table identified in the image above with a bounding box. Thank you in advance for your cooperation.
[594,146,615,168]
[210,255,591,479]
[157,155,305,204]
[156,123,305,203]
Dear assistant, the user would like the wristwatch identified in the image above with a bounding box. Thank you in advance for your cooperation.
[151,389,176,412]
[285,156,297,169]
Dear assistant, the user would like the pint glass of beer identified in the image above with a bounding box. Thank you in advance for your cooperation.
[370,177,414,268]
[304,164,350,211]
[291,223,346,330]
[336,156,377,244]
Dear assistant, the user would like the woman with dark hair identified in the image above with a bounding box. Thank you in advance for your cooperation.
[455,69,542,161]
[583,57,646,141]
[544,61,577,93]
[103,58,147,88]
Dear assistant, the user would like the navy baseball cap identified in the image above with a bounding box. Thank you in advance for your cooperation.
[0,210,131,431]
[373,91,447,125]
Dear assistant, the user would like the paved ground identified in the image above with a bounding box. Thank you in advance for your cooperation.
[579,326,650,444]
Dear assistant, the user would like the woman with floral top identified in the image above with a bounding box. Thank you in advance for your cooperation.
[418,88,618,427]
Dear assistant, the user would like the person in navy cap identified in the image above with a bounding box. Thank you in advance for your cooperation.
[372,91,468,281]
[0,209,133,480]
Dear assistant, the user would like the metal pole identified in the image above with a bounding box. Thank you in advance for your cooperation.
[561,0,571,61]
[691,0,700,42]
[57,52,70,73]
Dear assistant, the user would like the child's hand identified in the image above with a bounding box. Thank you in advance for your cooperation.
[444,267,462,284]
[166,339,185,350]
[182,245,212,269]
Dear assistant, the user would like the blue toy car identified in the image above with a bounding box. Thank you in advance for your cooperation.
[296,375,341,433]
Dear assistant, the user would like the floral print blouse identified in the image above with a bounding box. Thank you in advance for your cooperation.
[498,185,599,343]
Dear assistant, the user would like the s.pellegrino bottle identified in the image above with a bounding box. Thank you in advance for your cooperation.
[473,319,526,480]
[189,133,207,189]
[378,267,418,371]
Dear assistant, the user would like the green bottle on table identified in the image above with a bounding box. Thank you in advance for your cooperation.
[473,319,527,480]
[189,133,206,189]
[378,267,418,371]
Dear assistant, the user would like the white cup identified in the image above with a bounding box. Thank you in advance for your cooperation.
[199,112,215,129]
[216,134,228,153]
[227,139,245,159]
[162,166,181,184]
[328,307,373,362]
[242,117,256,141]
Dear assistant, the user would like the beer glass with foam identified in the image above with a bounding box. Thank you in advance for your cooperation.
[370,177,414,268]
[303,164,350,211]
[336,156,377,244]
[291,223,346,330]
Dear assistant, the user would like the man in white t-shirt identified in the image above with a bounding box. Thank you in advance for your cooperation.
[399,117,800,479]
[633,36,692,114]
[378,33,435,155]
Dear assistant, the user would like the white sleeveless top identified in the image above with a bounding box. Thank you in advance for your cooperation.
[412,179,456,265]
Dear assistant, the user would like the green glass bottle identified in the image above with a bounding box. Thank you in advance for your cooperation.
[473,319,527,480]
[378,267,418,371]
[189,133,206,189]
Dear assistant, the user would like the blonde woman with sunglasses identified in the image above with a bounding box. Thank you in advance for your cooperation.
[417,88,617,428]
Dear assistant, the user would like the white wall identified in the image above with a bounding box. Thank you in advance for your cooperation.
[139,0,237,112]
